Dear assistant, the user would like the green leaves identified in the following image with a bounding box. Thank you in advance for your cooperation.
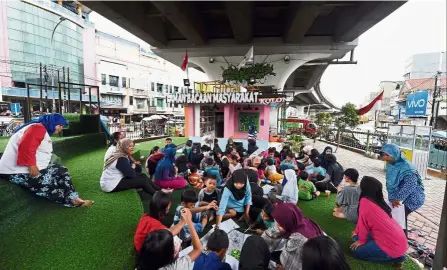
[335,103,359,130]
[221,63,276,84]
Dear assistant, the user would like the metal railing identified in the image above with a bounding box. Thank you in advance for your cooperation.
[319,129,387,154]
[107,122,179,140]
[319,128,446,171]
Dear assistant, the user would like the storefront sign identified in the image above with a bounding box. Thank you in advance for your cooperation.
[166,92,285,105]
[406,91,428,116]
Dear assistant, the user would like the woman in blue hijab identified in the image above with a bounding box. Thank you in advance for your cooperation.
[0,113,93,207]
[380,143,425,236]
[154,144,187,190]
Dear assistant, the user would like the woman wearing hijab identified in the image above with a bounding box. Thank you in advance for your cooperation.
[0,113,92,207]
[239,235,270,270]
[146,146,164,179]
[350,176,407,266]
[101,138,163,195]
[319,146,333,169]
[188,145,203,169]
[281,169,299,204]
[380,143,425,236]
[104,131,124,161]
[225,137,234,154]
[155,145,187,190]
[262,203,323,270]
[216,169,252,227]
[315,154,343,193]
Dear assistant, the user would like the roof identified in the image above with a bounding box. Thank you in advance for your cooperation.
[399,77,446,99]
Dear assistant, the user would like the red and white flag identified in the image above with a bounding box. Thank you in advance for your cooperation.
[180,50,188,71]
[357,91,384,115]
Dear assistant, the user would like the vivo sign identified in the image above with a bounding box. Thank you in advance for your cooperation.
[405,91,429,116]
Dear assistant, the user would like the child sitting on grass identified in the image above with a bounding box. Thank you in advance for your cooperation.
[280,152,297,171]
[198,175,220,220]
[173,189,217,245]
[187,165,203,189]
[204,157,223,186]
[193,229,232,270]
[251,201,276,235]
[137,208,202,270]
[310,159,326,182]
[298,171,320,201]
[333,168,361,223]
[265,158,284,185]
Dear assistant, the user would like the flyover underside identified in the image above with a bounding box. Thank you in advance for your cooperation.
[83,1,405,111]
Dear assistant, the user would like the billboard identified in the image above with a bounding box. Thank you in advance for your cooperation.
[405,91,429,116]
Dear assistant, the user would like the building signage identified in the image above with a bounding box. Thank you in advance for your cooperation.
[405,91,429,116]
[166,92,285,105]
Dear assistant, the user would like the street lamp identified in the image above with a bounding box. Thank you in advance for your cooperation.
[50,17,66,112]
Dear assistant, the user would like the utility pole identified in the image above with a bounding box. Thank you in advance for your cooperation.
[39,63,43,112]
[429,52,444,128]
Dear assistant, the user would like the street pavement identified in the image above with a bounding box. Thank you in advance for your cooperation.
[313,141,445,252]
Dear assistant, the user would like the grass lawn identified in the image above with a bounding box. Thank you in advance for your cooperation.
[298,195,419,269]
[0,134,418,269]
[135,136,188,157]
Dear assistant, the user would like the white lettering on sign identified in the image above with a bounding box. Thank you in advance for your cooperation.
[407,98,426,108]
[166,92,265,104]
[258,97,286,105]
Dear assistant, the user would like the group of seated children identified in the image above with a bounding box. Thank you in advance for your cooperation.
[123,137,408,269]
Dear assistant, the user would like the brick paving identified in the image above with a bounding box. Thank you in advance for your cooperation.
[313,141,446,252]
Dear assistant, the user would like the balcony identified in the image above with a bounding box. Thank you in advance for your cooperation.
[132,89,148,97]
[99,85,126,95]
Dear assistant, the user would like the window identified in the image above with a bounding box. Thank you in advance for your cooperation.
[129,96,133,106]
[122,77,127,88]
[157,83,163,93]
[156,98,164,108]
[174,86,179,93]
[136,98,145,109]
[169,85,172,93]
[109,75,118,87]
[151,82,155,91]
[101,74,106,85]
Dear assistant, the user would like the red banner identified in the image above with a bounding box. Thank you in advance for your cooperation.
[357,91,384,115]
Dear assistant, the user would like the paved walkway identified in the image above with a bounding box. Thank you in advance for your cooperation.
[314,141,445,252]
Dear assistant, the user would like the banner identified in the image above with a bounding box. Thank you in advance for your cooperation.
[357,91,383,115]
[405,91,429,116]
[166,92,286,105]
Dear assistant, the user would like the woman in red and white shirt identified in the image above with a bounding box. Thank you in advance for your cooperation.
[0,113,92,207]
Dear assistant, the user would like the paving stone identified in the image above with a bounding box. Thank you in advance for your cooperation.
[314,141,445,254]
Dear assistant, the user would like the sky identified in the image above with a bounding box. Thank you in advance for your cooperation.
[90,0,447,107]
[320,0,446,107]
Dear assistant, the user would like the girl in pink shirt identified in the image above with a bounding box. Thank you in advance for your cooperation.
[350,176,407,267]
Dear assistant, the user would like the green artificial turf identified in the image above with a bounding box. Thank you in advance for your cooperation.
[135,136,188,157]
[298,195,419,270]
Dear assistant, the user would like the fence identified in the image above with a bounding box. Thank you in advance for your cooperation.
[107,121,183,140]
[319,128,446,171]
[320,129,387,154]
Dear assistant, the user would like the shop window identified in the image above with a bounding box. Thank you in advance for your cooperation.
[156,98,164,109]
[122,77,127,88]
[136,98,145,109]
[109,75,119,87]
[101,74,106,85]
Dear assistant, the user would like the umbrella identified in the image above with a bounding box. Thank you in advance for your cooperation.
[143,115,164,121]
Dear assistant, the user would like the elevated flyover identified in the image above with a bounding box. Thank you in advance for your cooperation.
[83,1,405,122]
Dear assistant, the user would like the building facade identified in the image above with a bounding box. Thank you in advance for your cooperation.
[404,52,446,80]
[95,31,208,121]
[0,0,97,113]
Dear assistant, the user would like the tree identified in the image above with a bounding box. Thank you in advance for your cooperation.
[334,103,359,152]
[315,112,333,139]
